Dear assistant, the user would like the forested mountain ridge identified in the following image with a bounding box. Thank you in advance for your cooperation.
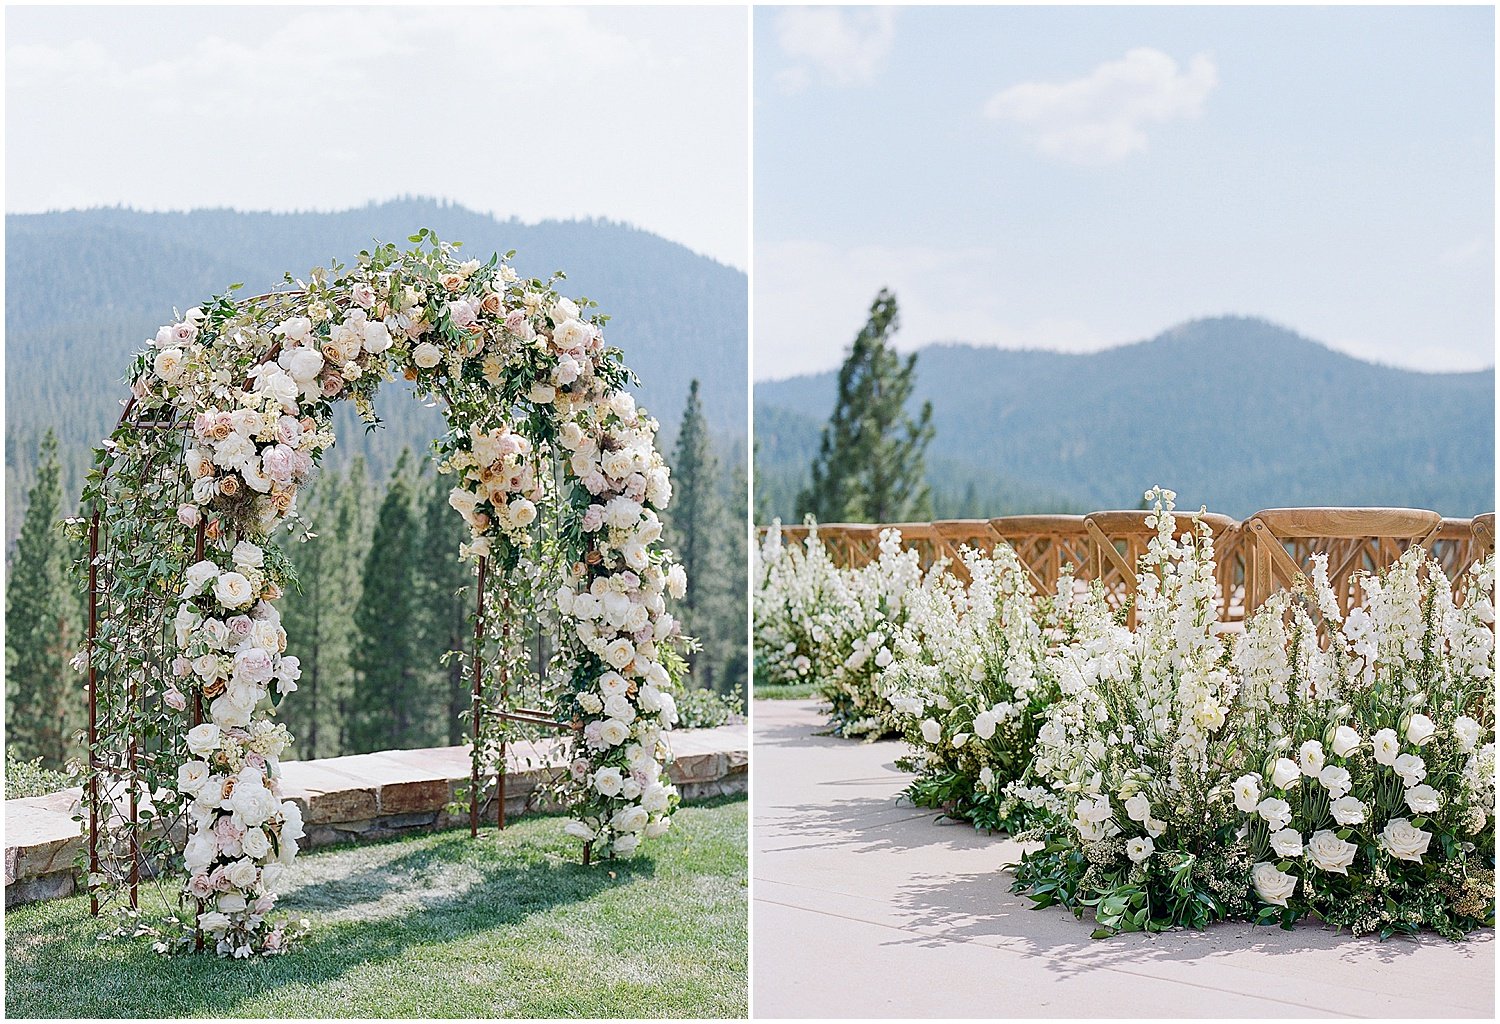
[756,316,1494,521]
[6,199,747,541]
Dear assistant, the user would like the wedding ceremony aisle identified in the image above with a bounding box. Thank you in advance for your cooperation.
[751,699,1495,1019]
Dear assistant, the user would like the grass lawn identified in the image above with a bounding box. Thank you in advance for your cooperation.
[5,797,746,1018]
[752,683,821,701]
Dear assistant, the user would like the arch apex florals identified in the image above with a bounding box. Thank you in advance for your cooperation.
[79,234,689,957]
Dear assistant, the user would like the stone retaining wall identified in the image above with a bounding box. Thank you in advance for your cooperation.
[5,724,747,908]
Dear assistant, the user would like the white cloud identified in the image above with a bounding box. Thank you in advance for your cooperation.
[985,48,1217,164]
[4,7,748,267]
[773,7,895,93]
[754,239,1108,380]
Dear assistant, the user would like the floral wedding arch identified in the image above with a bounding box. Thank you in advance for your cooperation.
[79,235,686,956]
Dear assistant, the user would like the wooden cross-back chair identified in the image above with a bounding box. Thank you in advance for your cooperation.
[1473,513,1495,558]
[1240,508,1442,619]
[1082,510,1240,627]
[817,524,884,568]
[929,519,999,583]
[987,515,1091,598]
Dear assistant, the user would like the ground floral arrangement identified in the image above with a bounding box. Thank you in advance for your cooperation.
[78,235,688,957]
[754,490,1495,938]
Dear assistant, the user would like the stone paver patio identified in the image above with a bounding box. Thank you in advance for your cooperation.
[752,699,1494,1019]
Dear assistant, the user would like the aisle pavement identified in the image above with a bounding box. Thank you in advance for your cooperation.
[752,698,1494,1019]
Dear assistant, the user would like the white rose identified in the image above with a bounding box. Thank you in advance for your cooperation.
[186,723,222,757]
[593,767,624,797]
[184,832,217,873]
[564,819,596,841]
[231,541,264,569]
[1454,715,1482,753]
[197,911,231,934]
[177,760,211,795]
[1298,740,1325,778]
[598,719,629,746]
[241,827,272,860]
[1307,830,1358,875]
[666,564,688,601]
[259,862,288,893]
[213,572,255,610]
[1232,773,1261,813]
[644,817,671,839]
[184,560,219,597]
[611,805,649,834]
[284,348,324,384]
[1379,817,1432,863]
[1251,861,1298,908]
[154,347,185,382]
[362,320,392,354]
[508,498,537,527]
[551,297,580,323]
[1270,758,1301,790]
[217,893,247,914]
[1404,783,1440,815]
[1268,828,1304,858]
[613,833,641,856]
[1330,795,1368,826]
[227,858,260,889]
[603,639,635,670]
[1405,714,1436,747]
[412,342,443,369]
[1372,728,1400,766]
[1331,725,1361,757]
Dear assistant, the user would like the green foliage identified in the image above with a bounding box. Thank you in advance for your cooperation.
[5,431,85,768]
[4,750,72,799]
[673,686,743,730]
[664,380,745,695]
[798,290,934,523]
[348,452,424,753]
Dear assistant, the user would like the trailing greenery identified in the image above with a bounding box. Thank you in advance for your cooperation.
[4,798,748,1019]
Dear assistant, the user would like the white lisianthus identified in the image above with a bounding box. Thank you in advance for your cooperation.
[1126,836,1154,863]
[1123,794,1151,824]
[1256,797,1293,831]
[1298,740,1325,778]
[1307,830,1358,874]
[1454,715,1482,753]
[1318,765,1352,799]
[1331,725,1362,757]
[1251,861,1297,907]
[920,719,942,745]
[1405,714,1436,747]
[1270,758,1301,790]
[1372,728,1400,766]
[1232,774,1261,813]
[1330,795,1368,826]
[1392,752,1426,787]
[1404,783,1440,814]
[1379,817,1432,863]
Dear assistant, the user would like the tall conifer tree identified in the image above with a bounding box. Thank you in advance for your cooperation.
[6,431,84,767]
[799,289,934,523]
[415,468,473,746]
[349,451,420,752]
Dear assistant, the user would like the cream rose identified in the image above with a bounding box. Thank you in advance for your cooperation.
[1307,830,1358,874]
[1379,817,1432,862]
[1251,861,1297,907]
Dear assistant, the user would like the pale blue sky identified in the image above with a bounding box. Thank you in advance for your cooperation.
[6,6,749,268]
[755,6,1495,379]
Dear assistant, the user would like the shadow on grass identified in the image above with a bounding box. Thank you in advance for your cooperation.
[6,822,658,1018]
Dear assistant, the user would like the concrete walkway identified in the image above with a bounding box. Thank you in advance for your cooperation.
[752,699,1495,1018]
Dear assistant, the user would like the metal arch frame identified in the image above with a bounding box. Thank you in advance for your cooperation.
[85,289,590,923]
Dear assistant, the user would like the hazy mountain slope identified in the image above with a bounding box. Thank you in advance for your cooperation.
[755,317,1494,520]
[6,200,747,538]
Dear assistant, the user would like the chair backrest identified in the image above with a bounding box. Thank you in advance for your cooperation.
[988,514,1090,598]
[1083,510,1239,626]
[929,519,998,582]
[1475,513,1496,557]
[816,523,884,568]
[1241,507,1442,617]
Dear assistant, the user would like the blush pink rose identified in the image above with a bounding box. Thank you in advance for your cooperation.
[164,687,188,712]
[262,445,296,484]
[582,506,606,532]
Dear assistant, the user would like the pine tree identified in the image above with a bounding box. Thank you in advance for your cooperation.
[5,431,85,767]
[414,468,473,747]
[718,457,750,694]
[798,289,934,523]
[348,452,420,753]
[664,381,739,692]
